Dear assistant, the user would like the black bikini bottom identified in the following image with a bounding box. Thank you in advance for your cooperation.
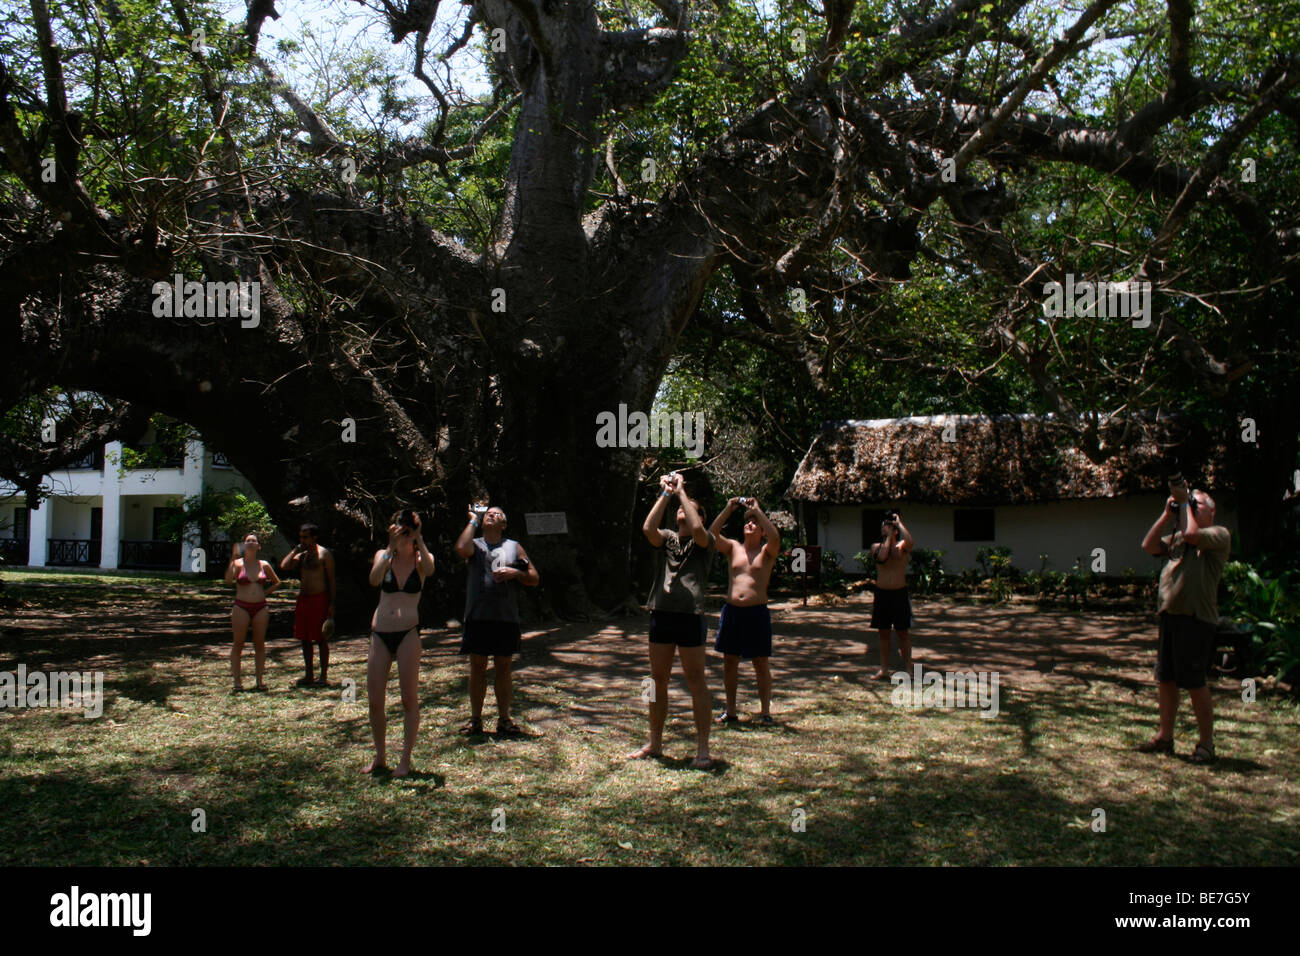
[372,627,417,655]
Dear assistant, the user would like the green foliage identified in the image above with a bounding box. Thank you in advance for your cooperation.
[976,546,1016,581]
[116,414,198,472]
[157,487,276,548]
[1221,560,1300,681]
[820,549,847,589]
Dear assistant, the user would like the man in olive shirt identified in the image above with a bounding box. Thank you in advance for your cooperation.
[628,473,715,768]
[1140,477,1231,763]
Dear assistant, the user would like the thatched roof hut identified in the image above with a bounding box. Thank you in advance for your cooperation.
[787,414,1230,505]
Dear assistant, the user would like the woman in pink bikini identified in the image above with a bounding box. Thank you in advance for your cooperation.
[223,533,281,692]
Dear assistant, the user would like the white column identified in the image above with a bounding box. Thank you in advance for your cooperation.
[100,457,122,570]
[181,439,206,572]
[28,498,50,567]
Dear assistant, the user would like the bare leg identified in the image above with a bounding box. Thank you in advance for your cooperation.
[393,630,422,777]
[722,653,741,717]
[251,609,269,689]
[230,606,250,690]
[1157,679,1178,740]
[365,636,393,773]
[678,644,712,768]
[753,657,772,717]
[493,655,513,723]
[1188,686,1213,749]
[875,629,892,679]
[301,639,314,681]
[897,629,912,671]
[628,641,675,759]
[317,641,329,683]
[468,654,489,723]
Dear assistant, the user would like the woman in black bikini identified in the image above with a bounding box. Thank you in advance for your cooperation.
[365,509,435,777]
[223,533,281,692]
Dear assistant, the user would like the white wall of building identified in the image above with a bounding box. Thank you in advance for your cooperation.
[818,495,1239,575]
[0,437,284,570]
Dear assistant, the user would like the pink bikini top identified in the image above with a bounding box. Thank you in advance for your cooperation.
[237,563,268,585]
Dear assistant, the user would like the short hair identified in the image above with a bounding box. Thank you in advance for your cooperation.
[300,523,319,538]
[1194,490,1217,513]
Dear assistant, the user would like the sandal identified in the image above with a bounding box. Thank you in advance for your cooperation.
[459,718,484,736]
[1137,736,1174,755]
[759,715,776,726]
[715,712,739,725]
[1190,742,1216,764]
[496,719,522,736]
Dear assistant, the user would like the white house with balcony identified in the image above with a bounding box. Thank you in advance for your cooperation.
[0,428,269,573]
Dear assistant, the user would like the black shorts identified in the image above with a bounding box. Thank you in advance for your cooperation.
[714,603,773,659]
[649,610,706,648]
[871,587,913,631]
[1156,613,1216,689]
[460,619,523,657]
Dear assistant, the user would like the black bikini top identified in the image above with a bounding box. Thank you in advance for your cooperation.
[381,562,422,594]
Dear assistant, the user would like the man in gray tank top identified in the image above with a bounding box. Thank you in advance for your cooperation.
[455,505,540,735]
[627,473,715,769]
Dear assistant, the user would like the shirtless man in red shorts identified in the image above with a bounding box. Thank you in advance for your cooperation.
[281,524,336,686]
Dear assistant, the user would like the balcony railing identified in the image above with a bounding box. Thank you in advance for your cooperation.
[120,540,182,570]
[0,537,30,565]
[68,447,104,471]
[128,444,185,469]
[47,538,101,566]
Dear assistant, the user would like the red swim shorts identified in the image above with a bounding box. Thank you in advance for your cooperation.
[294,591,331,642]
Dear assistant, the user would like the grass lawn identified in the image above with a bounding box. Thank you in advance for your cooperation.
[2,571,1297,866]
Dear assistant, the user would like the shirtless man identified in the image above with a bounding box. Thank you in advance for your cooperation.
[280,524,336,686]
[709,497,781,725]
[628,472,715,768]
[871,510,914,680]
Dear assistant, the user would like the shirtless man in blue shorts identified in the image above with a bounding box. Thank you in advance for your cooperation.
[709,497,781,725]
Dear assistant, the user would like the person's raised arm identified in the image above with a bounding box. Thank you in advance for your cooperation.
[455,505,480,559]
[643,476,673,547]
[750,500,781,560]
[369,545,392,587]
[709,497,737,554]
[678,483,710,549]
[875,530,896,565]
[1142,498,1176,556]
[279,545,302,573]
[412,513,436,576]
[896,514,914,553]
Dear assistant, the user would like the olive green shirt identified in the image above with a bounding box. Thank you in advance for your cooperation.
[1157,525,1231,625]
[646,528,715,614]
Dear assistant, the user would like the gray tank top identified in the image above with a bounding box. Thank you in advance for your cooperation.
[465,537,522,623]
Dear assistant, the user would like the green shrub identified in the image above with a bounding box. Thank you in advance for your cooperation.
[976,546,1017,581]
[909,548,947,594]
[852,549,877,578]
[1221,560,1300,681]
[821,549,847,589]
